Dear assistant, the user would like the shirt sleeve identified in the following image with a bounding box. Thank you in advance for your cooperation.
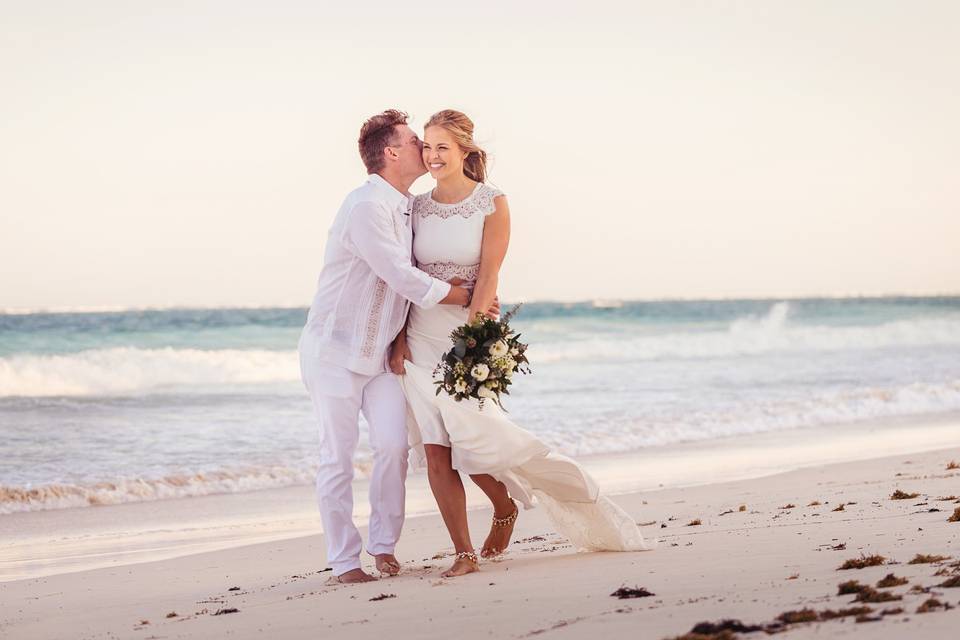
[341,200,451,309]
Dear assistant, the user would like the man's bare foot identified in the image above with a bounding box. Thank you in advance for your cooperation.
[440,551,479,578]
[326,568,377,585]
[375,553,401,577]
[481,502,518,559]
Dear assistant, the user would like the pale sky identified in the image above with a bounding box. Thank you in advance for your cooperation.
[2,1,958,310]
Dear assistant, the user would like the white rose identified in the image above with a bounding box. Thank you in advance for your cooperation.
[470,363,490,382]
[488,340,509,358]
[454,379,468,393]
[504,367,514,379]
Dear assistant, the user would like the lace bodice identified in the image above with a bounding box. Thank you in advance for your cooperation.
[411,182,504,284]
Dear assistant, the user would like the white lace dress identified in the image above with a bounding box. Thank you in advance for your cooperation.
[400,182,653,552]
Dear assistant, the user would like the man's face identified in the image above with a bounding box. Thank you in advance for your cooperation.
[391,124,427,179]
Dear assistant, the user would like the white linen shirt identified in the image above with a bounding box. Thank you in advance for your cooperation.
[299,174,452,375]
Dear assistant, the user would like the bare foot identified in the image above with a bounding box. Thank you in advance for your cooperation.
[440,553,480,578]
[481,503,518,559]
[326,568,377,585]
[375,553,401,577]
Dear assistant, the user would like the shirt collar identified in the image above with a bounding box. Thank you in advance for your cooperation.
[367,173,411,212]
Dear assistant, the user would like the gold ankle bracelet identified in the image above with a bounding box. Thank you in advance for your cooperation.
[455,550,478,563]
[492,502,519,528]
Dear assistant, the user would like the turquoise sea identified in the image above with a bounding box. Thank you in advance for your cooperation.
[2,296,959,514]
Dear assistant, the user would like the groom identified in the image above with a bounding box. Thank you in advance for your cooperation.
[298,110,473,583]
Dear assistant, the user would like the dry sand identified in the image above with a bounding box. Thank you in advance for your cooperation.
[3,446,959,639]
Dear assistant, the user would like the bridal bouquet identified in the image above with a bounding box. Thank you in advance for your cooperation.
[434,305,530,409]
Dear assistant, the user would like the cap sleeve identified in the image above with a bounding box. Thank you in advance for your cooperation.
[477,184,505,216]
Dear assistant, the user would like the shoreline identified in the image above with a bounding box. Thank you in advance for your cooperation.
[2,443,958,639]
[3,412,960,584]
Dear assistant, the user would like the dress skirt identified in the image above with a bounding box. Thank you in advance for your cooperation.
[399,304,653,552]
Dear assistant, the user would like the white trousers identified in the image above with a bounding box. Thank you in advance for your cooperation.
[299,354,409,575]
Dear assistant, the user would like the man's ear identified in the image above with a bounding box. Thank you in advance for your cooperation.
[384,146,399,164]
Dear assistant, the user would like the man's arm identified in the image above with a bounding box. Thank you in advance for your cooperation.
[343,201,470,308]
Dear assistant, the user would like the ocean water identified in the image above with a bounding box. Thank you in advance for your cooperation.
[2,297,960,515]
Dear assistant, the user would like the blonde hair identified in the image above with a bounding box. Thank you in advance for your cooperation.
[424,109,488,182]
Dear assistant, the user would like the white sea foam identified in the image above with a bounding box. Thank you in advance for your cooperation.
[0,465,319,515]
[535,304,960,363]
[0,347,300,397]
[2,304,960,397]
[3,379,959,514]
[541,380,960,457]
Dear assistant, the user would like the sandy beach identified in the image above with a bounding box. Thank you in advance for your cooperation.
[3,429,959,639]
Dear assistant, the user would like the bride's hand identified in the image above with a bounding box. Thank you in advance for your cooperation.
[486,295,501,319]
[389,334,412,375]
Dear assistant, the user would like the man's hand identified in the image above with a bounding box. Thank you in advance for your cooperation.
[389,333,412,375]
[439,280,472,306]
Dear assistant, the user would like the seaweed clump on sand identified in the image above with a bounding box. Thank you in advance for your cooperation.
[672,605,880,639]
[687,519,702,526]
[775,609,818,624]
[876,573,909,588]
[890,490,920,500]
[948,507,960,523]
[818,606,873,620]
[938,576,960,588]
[908,553,950,564]
[837,580,867,595]
[838,554,886,570]
[916,598,947,613]
[369,593,396,602]
[666,619,764,639]
[667,632,737,640]
[947,461,959,470]
[832,503,846,512]
[853,586,902,603]
[610,586,655,599]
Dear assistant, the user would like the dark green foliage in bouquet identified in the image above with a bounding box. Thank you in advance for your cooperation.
[434,304,531,409]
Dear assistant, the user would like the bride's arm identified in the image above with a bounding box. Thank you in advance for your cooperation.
[467,195,510,321]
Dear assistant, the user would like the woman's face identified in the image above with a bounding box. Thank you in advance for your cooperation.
[423,126,467,181]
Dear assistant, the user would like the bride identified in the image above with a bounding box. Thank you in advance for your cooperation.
[390,109,653,577]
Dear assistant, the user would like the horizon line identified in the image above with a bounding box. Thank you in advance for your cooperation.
[3,292,960,316]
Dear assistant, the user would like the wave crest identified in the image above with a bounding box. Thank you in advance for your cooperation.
[535,304,960,363]
[0,347,299,397]
[0,466,318,515]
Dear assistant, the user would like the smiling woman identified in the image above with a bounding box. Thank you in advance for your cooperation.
[422,109,488,183]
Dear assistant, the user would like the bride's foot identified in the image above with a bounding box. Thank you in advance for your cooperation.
[440,551,480,578]
[481,500,518,559]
